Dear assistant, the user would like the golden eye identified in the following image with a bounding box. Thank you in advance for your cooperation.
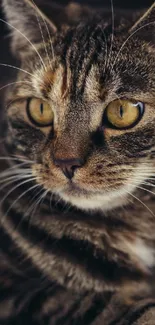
[104,99,144,129]
[27,98,54,127]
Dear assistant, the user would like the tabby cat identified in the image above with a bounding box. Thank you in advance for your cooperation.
[0,0,155,323]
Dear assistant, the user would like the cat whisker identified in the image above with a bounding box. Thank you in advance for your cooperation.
[140,182,155,189]
[9,185,43,237]
[0,81,32,93]
[31,0,52,69]
[101,29,108,74]
[123,188,155,218]
[14,186,45,235]
[54,194,63,208]
[32,0,55,65]
[133,173,155,177]
[0,173,32,185]
[128,170,155,174]
[61,199,72,214]
[112,20,155,70]
[0,157,34,170]
[2,182,41,224]
[31,188,48,217]
[0,18,46,71]
[128,183,155,197]
[0,168,32,179]
[0,157,31,166]
[27,188,48,230]
[127,168,155,180]
[0,160,33,178]
[111,161,155,167]
[0,176,38,209]
[50,191,55,211]
[43,23,55,62]
[25,186,45,217]
[107,0,115,70]
[0,173,33,188]
[127,172,155,181]
[140,181,155,187]
[133,173,155,178]
[0,178,33,202]
[0,63,42,83]
[0,168,32,180]
[11,155,34,163]
[0,157,30,162]
[0,174,34,196]
[132,180,155,187]
[0,164,31,173]
[0,169,32,181]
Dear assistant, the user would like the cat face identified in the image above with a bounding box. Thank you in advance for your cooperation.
[3,0,155,211]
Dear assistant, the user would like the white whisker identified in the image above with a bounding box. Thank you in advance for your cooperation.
[0,81,32,93]
[28,188,48,227]
[0,63,42,83]
[43,23,55,62]
[128,183,155,197]
[26,187,45,215]
[15,186,44,233]
[0,168,32,179]
[107,0,114,70]
[101,28,108,74]
[2,183,41,223]
[0,156,33,162]
[0,177,38,208]
[112,21,155,70]
[124,188,155,218]
[139,181,155,188]
[31,0,51,68]
[50,192,54,211]
[0,173,32,186]
[32,0,55,64]
[0,18,46,70]
[10,155,34,163]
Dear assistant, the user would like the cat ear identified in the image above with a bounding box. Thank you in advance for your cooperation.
[2,0,57,58]
[129,3,155,42]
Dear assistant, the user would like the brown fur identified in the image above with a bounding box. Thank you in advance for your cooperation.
[1,0,155,324]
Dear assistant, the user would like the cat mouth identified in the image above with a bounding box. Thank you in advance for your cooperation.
[56,180,129,211]
[62,181,92,197]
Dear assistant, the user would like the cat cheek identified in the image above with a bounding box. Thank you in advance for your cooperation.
[31,164,68,190]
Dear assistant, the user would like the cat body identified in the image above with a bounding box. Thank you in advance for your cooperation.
[0,0,155,323]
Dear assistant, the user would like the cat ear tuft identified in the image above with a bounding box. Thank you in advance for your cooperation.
[2,0,57,58]
[129,3,155,43]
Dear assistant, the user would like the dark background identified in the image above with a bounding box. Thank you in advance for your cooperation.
[43,0,153,8]
[0,0,154,97]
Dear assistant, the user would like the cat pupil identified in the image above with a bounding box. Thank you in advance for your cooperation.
[40,103,44,115]
[119,106,124,118]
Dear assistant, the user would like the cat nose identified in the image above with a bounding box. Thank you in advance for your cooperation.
[54,158,83,180]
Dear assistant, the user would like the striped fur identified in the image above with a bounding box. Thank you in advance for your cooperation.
[0,0,155,323]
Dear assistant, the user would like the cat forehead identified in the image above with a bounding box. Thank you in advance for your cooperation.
[32,63,121,104]
[16,19,155,101]
[32,50,153,103]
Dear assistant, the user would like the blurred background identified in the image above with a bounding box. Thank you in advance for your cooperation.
[0,0,154,102]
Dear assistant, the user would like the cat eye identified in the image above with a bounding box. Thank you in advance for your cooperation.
[26,98,54,127]
[104,99,144,129]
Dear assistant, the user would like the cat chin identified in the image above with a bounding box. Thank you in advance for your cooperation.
[57,188,130,211]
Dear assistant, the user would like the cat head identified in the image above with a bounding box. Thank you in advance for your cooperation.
[2,0,155,211]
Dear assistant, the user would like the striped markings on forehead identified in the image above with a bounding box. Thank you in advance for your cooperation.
[39,66,69,100]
